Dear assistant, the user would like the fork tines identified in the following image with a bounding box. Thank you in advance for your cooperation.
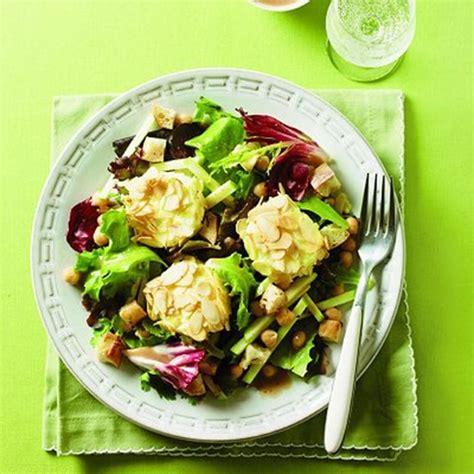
[360,174,396,238]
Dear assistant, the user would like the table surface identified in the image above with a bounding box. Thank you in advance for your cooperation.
[0,0,472,473]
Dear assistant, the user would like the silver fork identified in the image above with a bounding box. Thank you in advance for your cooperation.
[324,174,398,454]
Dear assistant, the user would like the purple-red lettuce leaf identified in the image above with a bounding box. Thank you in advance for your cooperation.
[266,143,328,201]
[66,198,100,252]
[125,343,206,390]
[238,110,329,201]
[238,109,316,145]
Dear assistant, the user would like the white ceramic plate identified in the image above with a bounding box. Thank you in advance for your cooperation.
[31,68,404,442]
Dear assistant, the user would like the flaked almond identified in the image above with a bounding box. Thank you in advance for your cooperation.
[272,249,286,260]
[272,195,288,209]
[272,232,292,250]
[161,262,188,285]
[201,299,221,325]
[258,219,280,242]
[164,195,181,212]
[196,281,212,297]
[278,215,298,230]
[189,312,203,335]
[178,271,194,287]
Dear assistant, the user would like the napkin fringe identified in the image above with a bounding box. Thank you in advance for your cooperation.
[43,444,401,461]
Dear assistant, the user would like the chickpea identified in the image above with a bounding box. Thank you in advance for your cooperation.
[253,182,267,198]
[63,266,81,286]
[174,113,193,125]
[199,359,218,376]
[250,300,266,317]
[275,308,296,327]
[262,364,278,378]
[326,197,335,207]
[291,330,307,351]
[341,236,356,252]
[93,227,109,246]
[346,217,359,235]
[255,155,270,172]
[261,329,278,349]
[97,214,104,225]
[340,251,353,269]
[135,328,151,339]
[324,307,342,321]
[331,283,345,296]
[229,364,244,379]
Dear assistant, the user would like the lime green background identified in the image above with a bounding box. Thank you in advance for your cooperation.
[0,0,472,473]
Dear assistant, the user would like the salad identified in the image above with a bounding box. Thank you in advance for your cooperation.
[63,97,364,401]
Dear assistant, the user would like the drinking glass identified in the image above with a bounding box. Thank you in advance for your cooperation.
[326,0,416,82]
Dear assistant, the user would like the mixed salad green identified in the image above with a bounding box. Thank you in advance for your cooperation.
[64,98,364,401]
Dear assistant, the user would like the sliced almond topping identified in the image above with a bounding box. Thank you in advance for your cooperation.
[256,217,280,242]
[273,232,292,250]
[273,194,288,209]
[279,215,298,230]
[196,281,212,297]
[201,299,221,325]
[189,312,203,335]
[164,195,181,211]
[178,271,194,287]
[161,261,188,285]
[272,249,286,260]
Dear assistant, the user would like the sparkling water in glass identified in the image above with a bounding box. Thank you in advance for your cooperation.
[326,0,416,82]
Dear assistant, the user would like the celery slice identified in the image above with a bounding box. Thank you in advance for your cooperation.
[317,290,356,311]
[204,181,236,209]
[123,113,156,157]
[302,294,325,322]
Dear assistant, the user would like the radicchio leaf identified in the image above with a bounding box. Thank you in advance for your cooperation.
[266,143,327,201]
[238,109,315,145]
[66,198,100,252]
[238,110,329,201]
[125,343,206,390]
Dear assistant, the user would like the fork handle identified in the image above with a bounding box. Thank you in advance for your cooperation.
[324,303,364,454]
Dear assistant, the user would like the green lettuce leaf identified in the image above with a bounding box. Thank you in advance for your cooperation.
[74,206,166,301]
[225,168,259,200]
[123,319,173,349]
[185,116,245,165]
[297,195,349,229]
[270,319,319,377]
[209,142,288,173]
[206,252,258,330]
[99,208,130,252]
[192,97,231,125]
[90,318,112,347]
[80,244,165,301]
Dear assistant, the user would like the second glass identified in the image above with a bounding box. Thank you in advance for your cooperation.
[326,0,416,82]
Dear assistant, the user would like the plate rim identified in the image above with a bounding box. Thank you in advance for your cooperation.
[31,67,406,442]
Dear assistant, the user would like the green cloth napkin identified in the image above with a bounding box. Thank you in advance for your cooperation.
[43,90,417,461]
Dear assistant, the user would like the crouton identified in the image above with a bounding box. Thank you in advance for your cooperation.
[152,103,176,130]
[97,332,125,367]
[318,319,342,344]
[119,300,147,331]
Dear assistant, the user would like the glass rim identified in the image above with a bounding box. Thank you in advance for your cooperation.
[332,0,417,24]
